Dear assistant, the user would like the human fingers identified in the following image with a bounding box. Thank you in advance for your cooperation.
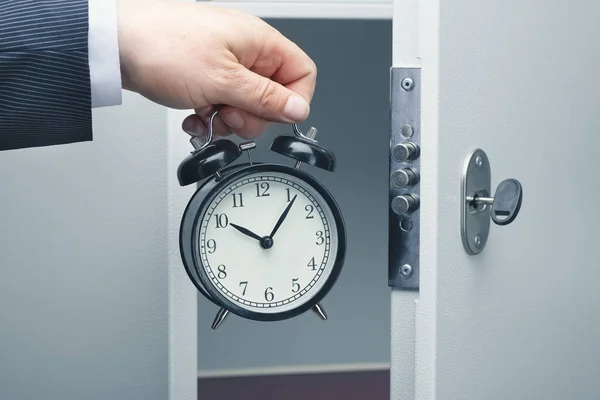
[219,107,268,139]
[206,62,312,125]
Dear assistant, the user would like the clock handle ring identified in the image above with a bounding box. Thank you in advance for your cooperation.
[292,124,318,142]
[189,108,220,151]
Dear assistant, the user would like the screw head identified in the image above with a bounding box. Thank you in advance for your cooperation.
[474,235,482,249]
[475,156,483,168]
[400,264,413,277]
[401,78,414,91]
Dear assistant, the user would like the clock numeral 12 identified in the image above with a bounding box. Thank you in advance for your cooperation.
[255,182,270,197]
[232,193,244,208]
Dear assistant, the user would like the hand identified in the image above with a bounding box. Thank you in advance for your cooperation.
[117,0,317,139]
[230,223,262,242]
[269,195,297,238]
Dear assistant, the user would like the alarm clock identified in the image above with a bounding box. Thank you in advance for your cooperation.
[177,110,347,329]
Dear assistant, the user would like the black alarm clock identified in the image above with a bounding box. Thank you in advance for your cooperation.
[177,110,346,329]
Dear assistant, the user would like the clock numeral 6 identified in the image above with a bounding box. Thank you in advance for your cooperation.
[292,278,301,293]
[217,265,227,279]
[316,230,325,245]
[214,213,229,228]
[255,182,270,197]
[264,287,274,302]
[206,239,217,253]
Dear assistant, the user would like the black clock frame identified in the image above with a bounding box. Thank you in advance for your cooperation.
[179,162,347,322]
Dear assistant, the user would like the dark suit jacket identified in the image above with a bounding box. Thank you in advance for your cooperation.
[0,0,92,151]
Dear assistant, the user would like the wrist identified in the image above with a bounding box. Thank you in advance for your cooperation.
[116,0,142,91]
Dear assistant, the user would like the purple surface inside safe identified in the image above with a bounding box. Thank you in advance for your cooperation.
[198,370,390,400]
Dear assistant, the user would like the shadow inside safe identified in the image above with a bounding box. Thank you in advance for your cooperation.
[196,18,393,400]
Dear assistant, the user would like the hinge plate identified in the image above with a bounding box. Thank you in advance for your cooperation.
[388,67,421,290]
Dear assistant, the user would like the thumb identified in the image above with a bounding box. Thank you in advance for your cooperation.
[216,67,311,123]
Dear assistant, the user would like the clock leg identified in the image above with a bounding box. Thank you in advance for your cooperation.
[312,303,328,321]
[211,307,229,330]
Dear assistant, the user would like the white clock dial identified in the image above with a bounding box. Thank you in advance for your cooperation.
[197,171,339,314]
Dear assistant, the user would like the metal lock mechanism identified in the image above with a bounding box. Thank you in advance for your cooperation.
[389,67,421,289]
[461,149,524,255]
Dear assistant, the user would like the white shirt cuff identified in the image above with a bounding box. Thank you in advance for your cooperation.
[88,0,122,108]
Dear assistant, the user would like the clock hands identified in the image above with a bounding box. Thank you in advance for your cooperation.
[230,223,262,242]
[230,222,274,249]
[269,194,298,238]
[228,194,298,250]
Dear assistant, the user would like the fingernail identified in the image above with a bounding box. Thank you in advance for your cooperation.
[221,111,244,130]
[182,117,204,136]
[283,96,309,122]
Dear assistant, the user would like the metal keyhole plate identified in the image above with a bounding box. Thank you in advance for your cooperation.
[461,149,491,255]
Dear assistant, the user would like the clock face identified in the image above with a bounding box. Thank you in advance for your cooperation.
[193,169,341,317]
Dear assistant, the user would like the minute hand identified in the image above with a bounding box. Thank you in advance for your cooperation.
[269,195,297,238]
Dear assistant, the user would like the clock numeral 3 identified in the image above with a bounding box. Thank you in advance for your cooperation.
[292,278,301,293]
[255,182,270,197]
[217,265,227,279]
[232,193,244,208]
[207,239,217,253]
[307,257,317,271]
[316,230,325,245]
[239,281,248,296]
[264,287,274,302]
[214,213,229,228]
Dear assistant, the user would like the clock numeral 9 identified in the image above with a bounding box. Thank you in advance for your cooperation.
[232,193,244,208]
[264,287,274,302]
[217,265,227,279]
[207,239,217,254]
[316,230,325,245]
[255,182,270,197]
[214,213,229,228]
[292,278,301,293]
[239,281,248,296]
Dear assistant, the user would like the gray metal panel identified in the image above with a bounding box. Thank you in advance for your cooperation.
[394,0,600,399]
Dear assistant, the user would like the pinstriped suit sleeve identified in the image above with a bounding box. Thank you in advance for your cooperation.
[0,0,92,151]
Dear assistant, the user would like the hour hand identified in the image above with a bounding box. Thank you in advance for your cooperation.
[230,223,262,242]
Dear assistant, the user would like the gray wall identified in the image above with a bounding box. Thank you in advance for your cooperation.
[0,93,169,399]
[197,19,393,372]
